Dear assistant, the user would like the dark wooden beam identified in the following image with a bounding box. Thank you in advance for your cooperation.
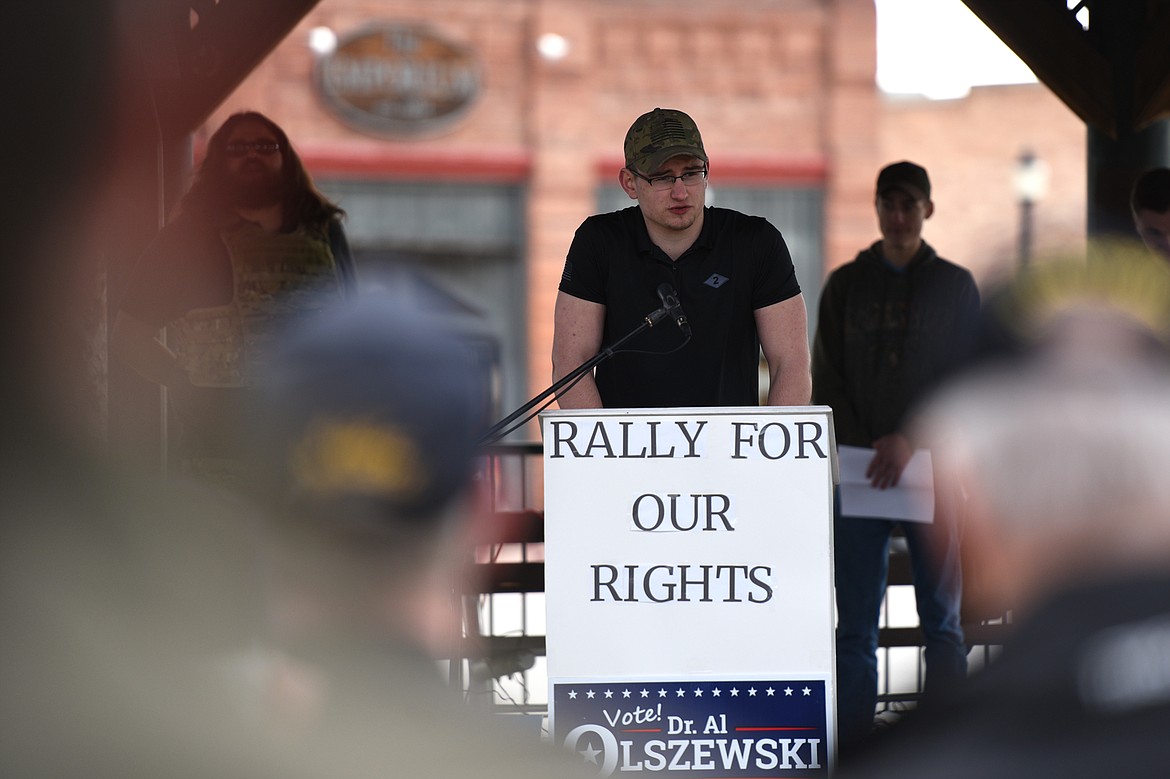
[1134,2,1170,128]
[962,0,1115,136]
[148,0,322,138]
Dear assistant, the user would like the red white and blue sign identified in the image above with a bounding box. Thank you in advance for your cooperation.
[555,678,828,777]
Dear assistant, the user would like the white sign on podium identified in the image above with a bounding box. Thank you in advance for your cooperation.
[541,406,838,778]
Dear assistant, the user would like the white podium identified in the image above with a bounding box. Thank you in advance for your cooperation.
[541,406,838,778]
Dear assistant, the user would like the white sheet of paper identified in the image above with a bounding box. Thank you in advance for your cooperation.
[837,444,934,523]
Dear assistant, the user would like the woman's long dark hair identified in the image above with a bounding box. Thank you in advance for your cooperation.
[181,111,343,233]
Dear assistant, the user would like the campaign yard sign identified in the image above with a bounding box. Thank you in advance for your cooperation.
[541,407,837,778]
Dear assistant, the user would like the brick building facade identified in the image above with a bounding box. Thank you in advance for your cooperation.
[202,0,1085,417]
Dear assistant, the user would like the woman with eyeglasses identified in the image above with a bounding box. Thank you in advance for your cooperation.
[112,111,356,488]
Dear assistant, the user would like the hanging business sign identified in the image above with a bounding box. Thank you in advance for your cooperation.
[541,407,839,777]
[313,23,481,137]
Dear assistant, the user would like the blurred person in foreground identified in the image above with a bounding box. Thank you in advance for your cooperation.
[838,255,1170,777]
[112,111,356,485]
[239,280,592,777]
[1,3,303,777]
[1131,167,1170,264]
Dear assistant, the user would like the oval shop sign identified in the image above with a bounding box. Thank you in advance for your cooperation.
[314,23,481,137]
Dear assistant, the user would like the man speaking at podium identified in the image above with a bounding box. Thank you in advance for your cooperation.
[552,108,811,409]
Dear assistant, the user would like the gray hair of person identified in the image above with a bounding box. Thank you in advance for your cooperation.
[917,350,1170,566]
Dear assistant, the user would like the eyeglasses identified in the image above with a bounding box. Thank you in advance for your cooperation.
[224,141,281,157]
[628,168,708,191]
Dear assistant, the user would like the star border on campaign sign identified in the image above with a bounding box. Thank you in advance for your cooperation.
[554,678,829,778]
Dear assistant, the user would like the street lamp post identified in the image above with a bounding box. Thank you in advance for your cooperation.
[1014,150,1050,265]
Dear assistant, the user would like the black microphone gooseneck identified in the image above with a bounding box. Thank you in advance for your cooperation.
[478,295,675,445]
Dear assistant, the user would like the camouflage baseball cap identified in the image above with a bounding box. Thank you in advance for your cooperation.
[624,108,708,174]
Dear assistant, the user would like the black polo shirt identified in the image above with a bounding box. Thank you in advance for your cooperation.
[558,206,801,408]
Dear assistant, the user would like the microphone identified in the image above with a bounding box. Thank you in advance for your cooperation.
[643,304,668,327]
[656,283,691,337]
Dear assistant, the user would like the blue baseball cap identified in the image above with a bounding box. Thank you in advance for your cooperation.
[253,276,494,524]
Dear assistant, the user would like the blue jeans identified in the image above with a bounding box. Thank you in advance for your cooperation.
[834,495,967,750]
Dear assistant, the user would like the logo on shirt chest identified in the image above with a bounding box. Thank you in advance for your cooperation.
[704,273,729,289]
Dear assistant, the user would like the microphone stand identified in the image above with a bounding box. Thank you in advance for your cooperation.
[478,305,670,446]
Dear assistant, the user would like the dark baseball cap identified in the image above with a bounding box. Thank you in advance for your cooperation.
[624,108,708,174]
[252,276,493,525]
[877,161,931,201]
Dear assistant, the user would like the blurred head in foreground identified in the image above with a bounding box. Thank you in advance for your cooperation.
[975,239,1170,365]
[250,279,492,656]
[239,281,600,779]
[922,254,1170,618]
